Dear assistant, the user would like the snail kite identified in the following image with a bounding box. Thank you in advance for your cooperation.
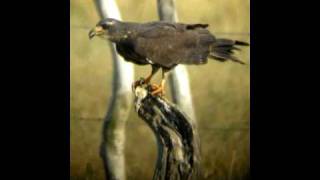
[89,18,249,95]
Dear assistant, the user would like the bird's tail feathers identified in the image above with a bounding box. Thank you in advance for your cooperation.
[209,38,249,65]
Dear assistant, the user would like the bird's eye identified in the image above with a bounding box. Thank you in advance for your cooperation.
[101,24,108,29]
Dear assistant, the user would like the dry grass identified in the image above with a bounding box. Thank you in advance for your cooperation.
[70,0,250,179]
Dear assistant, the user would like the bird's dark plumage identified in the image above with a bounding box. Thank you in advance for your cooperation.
[90,18,249,70]
[89,18,249,95]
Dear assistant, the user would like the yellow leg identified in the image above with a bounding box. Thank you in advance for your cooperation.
[133,66,160,88]
[144,72,155,84]
[151,69,167,96]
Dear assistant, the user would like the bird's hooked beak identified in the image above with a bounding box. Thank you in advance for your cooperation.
[89,25,105,39]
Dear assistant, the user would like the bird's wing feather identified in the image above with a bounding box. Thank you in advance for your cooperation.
[133,23,215,68]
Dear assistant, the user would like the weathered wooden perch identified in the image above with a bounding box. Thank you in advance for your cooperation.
[134,85,200,180]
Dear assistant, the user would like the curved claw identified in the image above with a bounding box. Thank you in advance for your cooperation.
[150,84,160,90]
[151,84,165,96]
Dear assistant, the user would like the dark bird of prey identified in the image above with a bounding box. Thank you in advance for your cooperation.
[89,18,249,95]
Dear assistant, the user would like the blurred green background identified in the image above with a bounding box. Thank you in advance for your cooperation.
[70,0,250,179]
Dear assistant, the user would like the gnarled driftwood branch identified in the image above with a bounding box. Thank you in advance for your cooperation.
[134,85,200,180]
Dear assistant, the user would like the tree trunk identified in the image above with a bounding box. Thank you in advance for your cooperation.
[94,0,134,179]
[157,0,197,121]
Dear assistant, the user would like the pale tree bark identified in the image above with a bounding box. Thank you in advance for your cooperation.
[157,0,197,122]
[94,0,134,180]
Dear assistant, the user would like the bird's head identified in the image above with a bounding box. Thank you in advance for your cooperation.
[89,18,127,42]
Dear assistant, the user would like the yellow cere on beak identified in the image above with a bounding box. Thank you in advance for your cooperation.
[88,25,105,39]
[95,26,103,32]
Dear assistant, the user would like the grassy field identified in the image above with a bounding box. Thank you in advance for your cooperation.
[70,0,250,179]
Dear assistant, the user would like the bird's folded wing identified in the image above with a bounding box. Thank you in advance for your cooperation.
[133,23,210,68]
